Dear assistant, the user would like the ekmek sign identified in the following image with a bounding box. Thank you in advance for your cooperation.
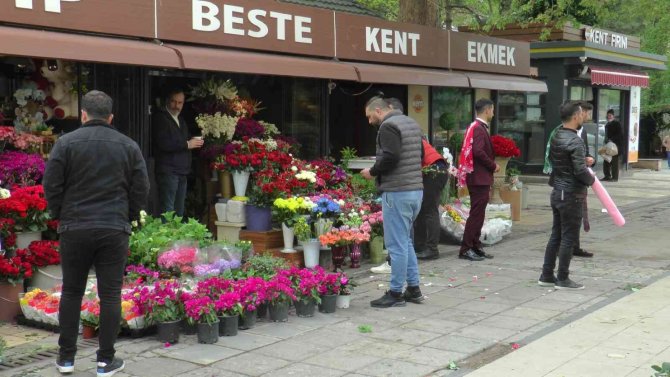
[15,0,80,13]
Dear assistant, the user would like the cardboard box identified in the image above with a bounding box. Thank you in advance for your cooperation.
[239,229,283,252]
[499,187,521,221]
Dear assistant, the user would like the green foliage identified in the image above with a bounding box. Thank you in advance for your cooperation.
[293,217,312,242]
[350,174,378,201]
[128,212,213,270]
[357,324,373,333]
[240,253,288,280]
[355,0,398,20]
[652,362,670,377]
[339,146,359,173]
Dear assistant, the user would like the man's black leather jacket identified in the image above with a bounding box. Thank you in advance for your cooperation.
[548,127,595,194]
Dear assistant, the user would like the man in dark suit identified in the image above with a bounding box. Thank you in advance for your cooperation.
[152,89,203,217]
[603,109,623,182]
[459,99,499,261]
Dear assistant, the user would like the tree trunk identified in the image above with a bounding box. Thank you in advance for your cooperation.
[398,0,439,27]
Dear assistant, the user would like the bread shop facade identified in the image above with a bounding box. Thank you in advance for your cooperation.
[0,0,546,161]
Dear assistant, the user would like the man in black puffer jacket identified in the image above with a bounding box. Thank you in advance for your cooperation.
[44,91,149,377]
[539,101,594,290]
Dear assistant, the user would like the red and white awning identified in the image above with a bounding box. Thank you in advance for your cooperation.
[590,67,649,88]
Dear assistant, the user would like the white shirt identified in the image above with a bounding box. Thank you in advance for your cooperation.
[166,106,180,127]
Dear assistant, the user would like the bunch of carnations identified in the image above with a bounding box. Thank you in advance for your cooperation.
[272,196,315,227]
[212,139,267,172]
[0,185,49,232]
[491,135,521,158]
[361,211,384,237]
[0,152,45,188]
[308,159,349,189]
[157,245,198,275]
[145,279,184,323]
[319,227,369,248]
[12,133,43,151]
[25,240,59,267]
[125,264,159,284]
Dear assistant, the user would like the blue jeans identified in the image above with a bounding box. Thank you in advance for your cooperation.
[382,190,423,292]
[156,173,187,217]
[666,151,670,168]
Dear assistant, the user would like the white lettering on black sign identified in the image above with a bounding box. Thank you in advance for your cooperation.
[193,0,313,44]
[365,27,420,56]
[584,28,628,49]
[467,41,516,67]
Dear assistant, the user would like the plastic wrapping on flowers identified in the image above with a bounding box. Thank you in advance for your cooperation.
[157,242,199,277]
[193,243,242,278]
[439,201,512,245]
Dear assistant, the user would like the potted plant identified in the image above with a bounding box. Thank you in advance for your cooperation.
[236,277,266,330]
[0,249,33,321]
[286,267,321,318]
[183,293,219,344]
[24,240,60,291]
[146,280,184,344]
[0,151,45,189]
[294,217,320,268]
[0,185,50,248]
[362,211,384,264]
[80,299,99,339]
[490,135,521,204]
[272,197,313,252]
[265,274,296,322]
[240,254,288,319]
[215,290,243,336]
[336,273,356,309]
[317,268,340,314]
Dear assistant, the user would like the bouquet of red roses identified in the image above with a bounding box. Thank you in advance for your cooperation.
[26,240,60,267]
[491,135,521,158]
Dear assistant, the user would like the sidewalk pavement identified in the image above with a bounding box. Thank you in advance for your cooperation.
[463,273,670,377]
[3,169,670,377]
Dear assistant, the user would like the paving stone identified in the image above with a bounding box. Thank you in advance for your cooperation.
[453,324,520,342]
[501,306,561,321]
[303,348,380,372]
[428,308,492,324]
[213,352,290,376]
[261,362,346,377]
[394,346,467,368]
[423,334,496,354]
[289,311,348,327]
[544,358,636,377]
[291,328,362,347]
[477,314,542,331]
[246,322,313,339]
[162,343,243,365]
[400,318,467,334]
[336,338,414,358]
[328,318,398,336]
[255,339,332,361]
[454,300,513,315]
[367,327,443,346]
[217,332,281,351]
[357,358,435,377]
[519,298,580,311]
[179,367,248,377]
[123,357,199,376]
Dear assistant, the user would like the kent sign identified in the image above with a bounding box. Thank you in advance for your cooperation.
[4,0,532,75]
[584,27,629,49]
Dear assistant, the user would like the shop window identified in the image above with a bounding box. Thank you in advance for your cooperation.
[597,89,623,165]
[431,87,473,149]
[496,92,546,165]
[282,78,324,160]
[569,85,593,101]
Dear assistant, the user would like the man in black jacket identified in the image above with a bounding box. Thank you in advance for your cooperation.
[603,109,623,182]
[44,91,149,376]
[539,101,594,290]
[152,89,203,216]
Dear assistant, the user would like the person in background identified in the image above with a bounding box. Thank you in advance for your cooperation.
[662,135,670,168]
[44,91,149,377]
[539,101,594,290]
[603,109,623,182]
[457,99,498,261]
[152,88,203,217]
[361,96,424,307]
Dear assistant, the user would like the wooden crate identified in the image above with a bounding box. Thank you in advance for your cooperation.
[239,229,283,252]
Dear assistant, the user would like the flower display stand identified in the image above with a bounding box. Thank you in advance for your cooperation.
[269,248,304,268]
[215,221,244,242]
[16,231,42,249]
[499,187,521,221]
[239,229,283,252]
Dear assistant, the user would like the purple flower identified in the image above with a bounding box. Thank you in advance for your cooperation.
[234,118,265,139]
[0,151,45,188]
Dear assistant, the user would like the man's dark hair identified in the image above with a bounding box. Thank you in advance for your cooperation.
[165,87,185,102]
[560,101,582,123]
[385,98,404,113]
[365,96,391,111]
[474,98,494,115]
[578,101,593,110]
[607,109,615,116]
[81,90,113,120]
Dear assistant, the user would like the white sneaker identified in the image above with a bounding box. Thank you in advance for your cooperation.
[370,262,392,274]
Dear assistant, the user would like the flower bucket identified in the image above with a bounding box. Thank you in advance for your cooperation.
[157,320,181,344]
[302,240,320,268]
[245,205,272,232]
[369,236,385,264]
[197,321,219,344]
[281,223,295,251]
[314,218,332,237]
[0,281,23,322]
[256,302,268,320]
[127,316,146,330]
[218,315,239,337]
[238,310,257,330]
[269,301,289,322]
[232,170,250,197]
[30,264,62,292]
[318,294,337,314]
[331,245,346,272]
[294,299,316,318]
[215,202,227,222]
[336,294,351,309]
[218,170,232,199]
[180,319,197,335]
[350,243,362,268]
[16,231,41,249]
